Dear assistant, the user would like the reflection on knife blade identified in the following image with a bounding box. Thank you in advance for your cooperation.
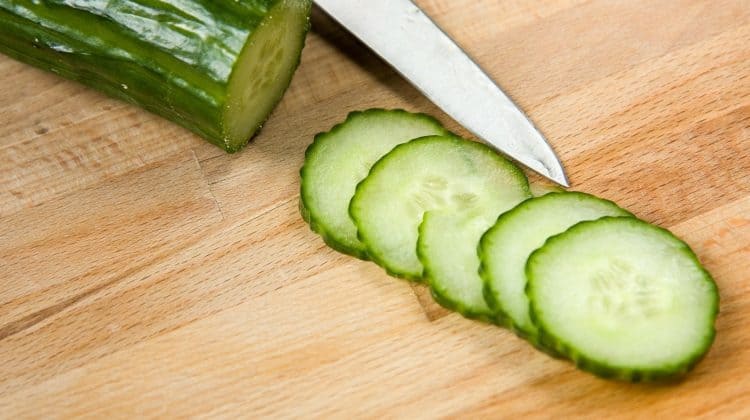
[314,0,569,187]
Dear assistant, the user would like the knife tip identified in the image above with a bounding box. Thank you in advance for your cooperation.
[524,156,570,188]
[556,173,571,188]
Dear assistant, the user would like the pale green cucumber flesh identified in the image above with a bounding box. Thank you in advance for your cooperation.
[351,135,530,281]
[223,0,311,150]
[300,109,449,258]
[479,192,632,340]
[527,217,718,381]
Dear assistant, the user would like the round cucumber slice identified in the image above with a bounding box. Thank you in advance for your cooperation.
[527,217,719,381]
[479,192,632,341]
[300,109,449,258]
[351,135,529,281]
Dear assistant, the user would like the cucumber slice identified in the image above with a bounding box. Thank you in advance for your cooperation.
[527,217,719,381]
[351,135,530,280]
[479,192,632,340]
[419,205,529,321]
[300,109,449,258]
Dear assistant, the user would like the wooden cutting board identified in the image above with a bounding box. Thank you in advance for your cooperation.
[1,0,749,417]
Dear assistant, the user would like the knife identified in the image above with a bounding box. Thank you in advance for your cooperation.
[314,0,569,187]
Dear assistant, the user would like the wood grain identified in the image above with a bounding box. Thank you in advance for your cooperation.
[0,151,222,335]
[1,0,748,417]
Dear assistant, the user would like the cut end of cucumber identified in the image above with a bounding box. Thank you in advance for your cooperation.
[527,217,719,381]
[223,0,312,152]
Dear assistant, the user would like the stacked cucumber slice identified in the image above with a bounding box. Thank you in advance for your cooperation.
[301,110,449,258]
[479,192,633,344]
[300,109,718,382]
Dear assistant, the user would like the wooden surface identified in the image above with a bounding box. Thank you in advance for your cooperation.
[1,0,749,417]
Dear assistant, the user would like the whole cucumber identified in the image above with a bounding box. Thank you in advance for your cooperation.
[0,0,312,151]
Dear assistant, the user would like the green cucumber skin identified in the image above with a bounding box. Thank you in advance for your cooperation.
[300,109,450,260]
[349,136,437,281]
[479,271,559,360]
[526,217,719,382]
[0,0,311,151]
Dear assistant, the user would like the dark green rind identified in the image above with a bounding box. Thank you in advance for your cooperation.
[300,109,450,260]
[429,286,501,325]
[525,217,719,382]
[418,215,502,323]
[478,192,633,350]
[299,193,370,260]
[0,0,312,151]
[354,192,424,283]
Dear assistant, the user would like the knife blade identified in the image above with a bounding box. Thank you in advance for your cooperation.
[314,0,569,186]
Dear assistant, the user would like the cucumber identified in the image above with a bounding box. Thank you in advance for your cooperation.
[526,217,719,381]
[300,109,449,258]
[479,192,632,341]
[0,0,312,151]
[350,135,530,281]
